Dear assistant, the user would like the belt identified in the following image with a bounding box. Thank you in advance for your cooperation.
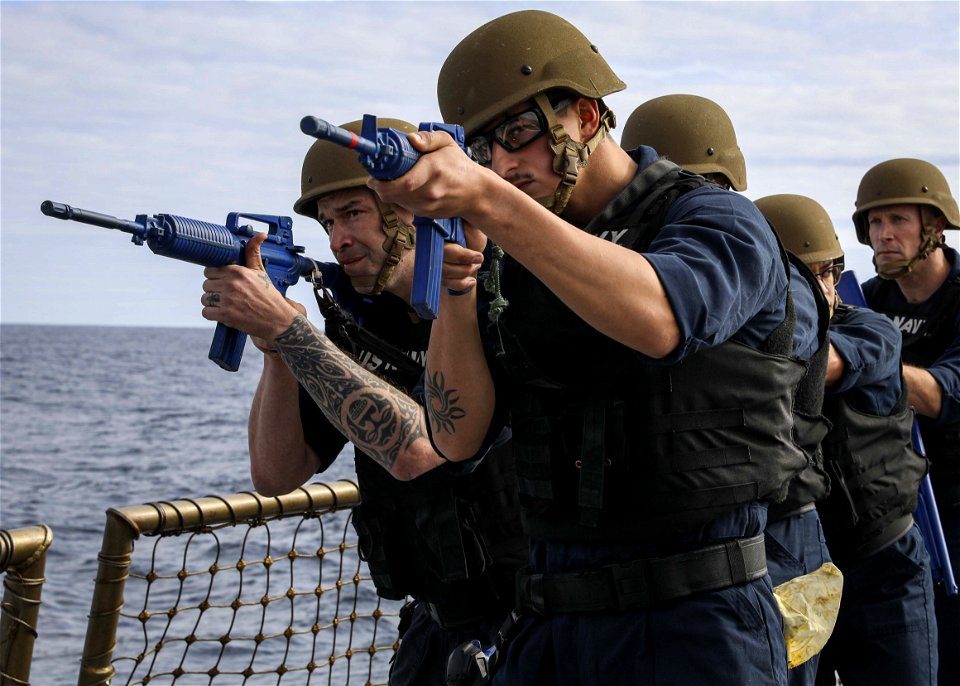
[516,534,768,615]
[854,513,915,560]
[768,501,817,523]
[422,599,497,630]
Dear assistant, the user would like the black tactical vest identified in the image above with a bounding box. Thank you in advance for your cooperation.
[306,277,527,614]
[816,304,930,559]
[866,272,960,501]
[769,254,833,521]
[493,161,808,542]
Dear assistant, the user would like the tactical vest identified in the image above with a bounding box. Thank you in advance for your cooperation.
[866,273,960,501]
[817,304,930,559]
[313,277,527,620]
[769,254,833,521]
[493,161,808,541]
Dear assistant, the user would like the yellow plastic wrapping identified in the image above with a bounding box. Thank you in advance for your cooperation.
[773,561,844,668]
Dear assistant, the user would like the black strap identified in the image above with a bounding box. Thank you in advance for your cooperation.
[311,278,424,383]
[578,401,606,528]
[516,534,767,615]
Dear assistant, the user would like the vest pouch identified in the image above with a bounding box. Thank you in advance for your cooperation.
[415,496,492,584]
[772,562,844,668]
[453,496,494,580]
[820,459,860,529]
[353,499,416,600]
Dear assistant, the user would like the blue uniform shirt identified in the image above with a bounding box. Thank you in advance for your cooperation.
[633,146,816,362]
[828,305,903,416]
[863,245,960,427]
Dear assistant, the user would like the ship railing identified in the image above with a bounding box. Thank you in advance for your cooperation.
[77,479,401,686]
[0,523,54,686]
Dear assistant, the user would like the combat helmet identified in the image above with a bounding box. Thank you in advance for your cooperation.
[620,94,746,191]
[756,194,843,313]
[853,158,959,279]
[755,194,843,265]
[294,118,418,294]
[437,10,626,215]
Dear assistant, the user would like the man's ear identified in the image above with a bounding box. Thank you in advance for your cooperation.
[934,213,948,236]
[923,206,948,237]
[576,98,601,139]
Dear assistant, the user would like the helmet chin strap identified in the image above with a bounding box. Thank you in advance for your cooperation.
[533,93,616,216]
[874,206,946,280]
[349,199,416,294]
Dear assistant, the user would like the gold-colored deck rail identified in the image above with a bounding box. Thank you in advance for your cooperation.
[78,479,401,686]
[0,523,54,686]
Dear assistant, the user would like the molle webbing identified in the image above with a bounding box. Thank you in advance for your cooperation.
[513,341,806,541]
[818,366,928,558]
[516,534,767,615]
[577,400,614,528]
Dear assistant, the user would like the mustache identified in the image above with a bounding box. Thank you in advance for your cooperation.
[504,171,536,187]
[335,249,365,264]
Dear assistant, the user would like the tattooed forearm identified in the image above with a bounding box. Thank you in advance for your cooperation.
[275,315,425,470]
[424,369,467,435]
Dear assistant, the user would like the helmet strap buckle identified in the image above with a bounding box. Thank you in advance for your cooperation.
[369,199,415,295]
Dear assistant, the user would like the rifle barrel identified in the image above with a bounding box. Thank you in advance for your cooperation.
[299,117,379,157]
[40,201,146,237]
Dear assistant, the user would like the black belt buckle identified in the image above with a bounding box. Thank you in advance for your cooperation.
[607,557,651,611]
[515,565,546,615]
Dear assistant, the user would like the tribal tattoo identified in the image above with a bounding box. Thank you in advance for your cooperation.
[275,315,425,470]
[424,369,467,435]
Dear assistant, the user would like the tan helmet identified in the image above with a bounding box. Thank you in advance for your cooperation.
[852,158,960,241]
[853,158,959,278]
[294,118,418,295]
[437,10,626,215]
[755,194,843,264]
[438,10,624,136]
[620,94,747,191]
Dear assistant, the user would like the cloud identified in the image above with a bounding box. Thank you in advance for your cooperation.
[2,1,957,327]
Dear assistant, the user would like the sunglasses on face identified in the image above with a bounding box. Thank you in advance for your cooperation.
[466,99,573,167]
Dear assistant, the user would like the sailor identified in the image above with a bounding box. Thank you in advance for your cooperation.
[202,119,527,686]
[623,94,836,686]
[370,11,819,684]
[857,159,960,685]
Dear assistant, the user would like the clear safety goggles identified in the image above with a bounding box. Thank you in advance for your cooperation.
[466,98,573,167]
[813,259,844,284]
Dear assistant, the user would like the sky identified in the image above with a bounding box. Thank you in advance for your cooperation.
[2,0,958,329]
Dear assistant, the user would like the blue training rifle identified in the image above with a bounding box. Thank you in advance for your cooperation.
[299,114,467,320]
[836,271,958,595]
[40,200,334,372]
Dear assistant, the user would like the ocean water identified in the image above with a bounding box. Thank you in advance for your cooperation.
[0,324,394,684]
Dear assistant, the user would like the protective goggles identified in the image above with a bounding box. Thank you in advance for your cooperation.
[466,98,573,167]
[813,259,844,284]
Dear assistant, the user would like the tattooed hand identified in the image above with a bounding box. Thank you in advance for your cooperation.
[201,232,301,343]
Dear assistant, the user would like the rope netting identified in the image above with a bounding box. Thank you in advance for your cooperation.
[79,481,404,686]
